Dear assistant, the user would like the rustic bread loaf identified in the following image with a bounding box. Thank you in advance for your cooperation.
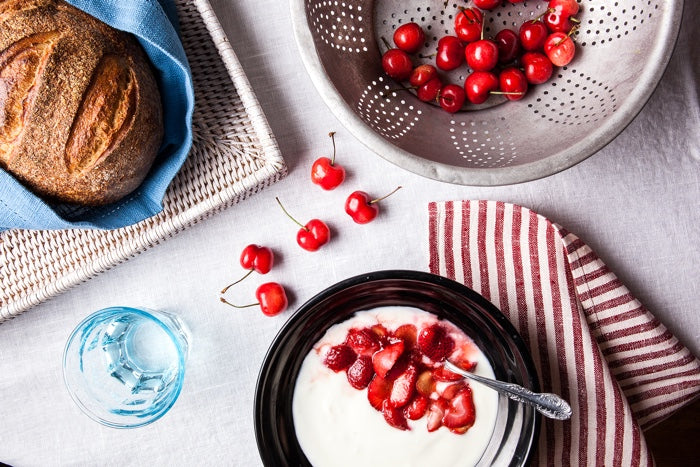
[0,0,164,206]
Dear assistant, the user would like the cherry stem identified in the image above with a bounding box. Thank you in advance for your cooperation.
[328,131,337,165]
[219,297,259,309]
[490,91,525,96]
[276,197,308,231]
[418,52,437,59]
[554,25,580,47]
[380,36,392,51]
[220,269,254,294]
[458,7,477,25]
[480,10,486,40]
[531,8,554,23]
[370,186,402,204]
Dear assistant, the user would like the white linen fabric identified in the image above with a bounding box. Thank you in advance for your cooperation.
[0,0,697,465]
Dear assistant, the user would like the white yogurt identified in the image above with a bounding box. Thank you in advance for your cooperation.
[292,306,498,467]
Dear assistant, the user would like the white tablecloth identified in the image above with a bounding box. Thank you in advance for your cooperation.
[0,0,698,465]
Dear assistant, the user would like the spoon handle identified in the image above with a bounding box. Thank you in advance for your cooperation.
[444,361,572,420]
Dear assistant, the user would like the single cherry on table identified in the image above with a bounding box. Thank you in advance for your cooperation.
[240,244,274,274]
[220,281,288,317]
[345,186,402,224]
[220,244,274,295]
[276,197,330,251]
[311,131,346,190]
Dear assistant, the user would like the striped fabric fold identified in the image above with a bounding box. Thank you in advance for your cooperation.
[428,200,700,466]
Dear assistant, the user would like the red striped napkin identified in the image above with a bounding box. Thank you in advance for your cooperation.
[428,200,700,466]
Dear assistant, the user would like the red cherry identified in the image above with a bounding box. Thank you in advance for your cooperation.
[219,281,288,317]
[219,244,275,295]
[438,84,466,113]
[454,8,483,44]
[240,244,274,274]
[436,35,464,71]
[548,0,580,17]
[311,131,345,190]
[544,32,576,66]
[255,282,288,316]
[276,197,330,251]
[473,0,500,10]
[417,77,442,102]
[495,29,520,64]
[519,20,549,51]
[544,8,576,33]
[345,186,402,224]
[499,67,528,101]
[521,52,553,84]
[393,22,425,54]
[465,39,499,72]
[409,64,438,87]
[382,49,413,81]
[296,219,331,251]
[464,71,498,105]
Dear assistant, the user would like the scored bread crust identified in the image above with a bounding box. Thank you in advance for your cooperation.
[0,0,164,206]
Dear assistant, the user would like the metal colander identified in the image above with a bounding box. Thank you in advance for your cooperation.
[290,0,683,185]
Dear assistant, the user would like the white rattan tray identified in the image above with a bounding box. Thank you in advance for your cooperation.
[0,0,287,321]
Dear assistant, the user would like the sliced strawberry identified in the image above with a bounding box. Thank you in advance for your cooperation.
[416,370,436,397]
[346,355,374,389]
[345,327,380,356]
[383,353,411,381]
[388,363,418,408]
[403,394,430,420]
[382,399,409,430]
[367,375,392,411]
[432,366,464,382]
[451,356,478,373]
[442,386,476,431]
[322,344,356,372]
[372,340,405,378]
[437,381,466,400]
[449,425,470,434]
[426,398,448,432]
[392,324,417,349]
[417,324,455,362]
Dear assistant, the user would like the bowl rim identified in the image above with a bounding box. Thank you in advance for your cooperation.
[254,269,541,466]
[289,0,685,186]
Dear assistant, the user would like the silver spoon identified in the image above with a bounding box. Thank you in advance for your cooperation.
[444,361,572,420]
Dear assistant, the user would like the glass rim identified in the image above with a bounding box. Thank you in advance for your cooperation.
[62,306,188,429]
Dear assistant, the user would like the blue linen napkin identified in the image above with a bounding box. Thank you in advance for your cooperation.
[0,0,194,230]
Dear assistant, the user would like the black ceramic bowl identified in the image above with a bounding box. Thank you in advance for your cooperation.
[255,270,540,466]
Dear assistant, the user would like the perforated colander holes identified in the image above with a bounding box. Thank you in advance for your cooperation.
[527,68,617,125]
[450,120,518,167]
[575,1,660,47]
[308,1,370,53]
[357,76,423,139]
[484,1,552,34]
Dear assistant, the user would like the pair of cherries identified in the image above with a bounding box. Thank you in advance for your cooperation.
[280,132,400,253]
[219,245,288,317]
